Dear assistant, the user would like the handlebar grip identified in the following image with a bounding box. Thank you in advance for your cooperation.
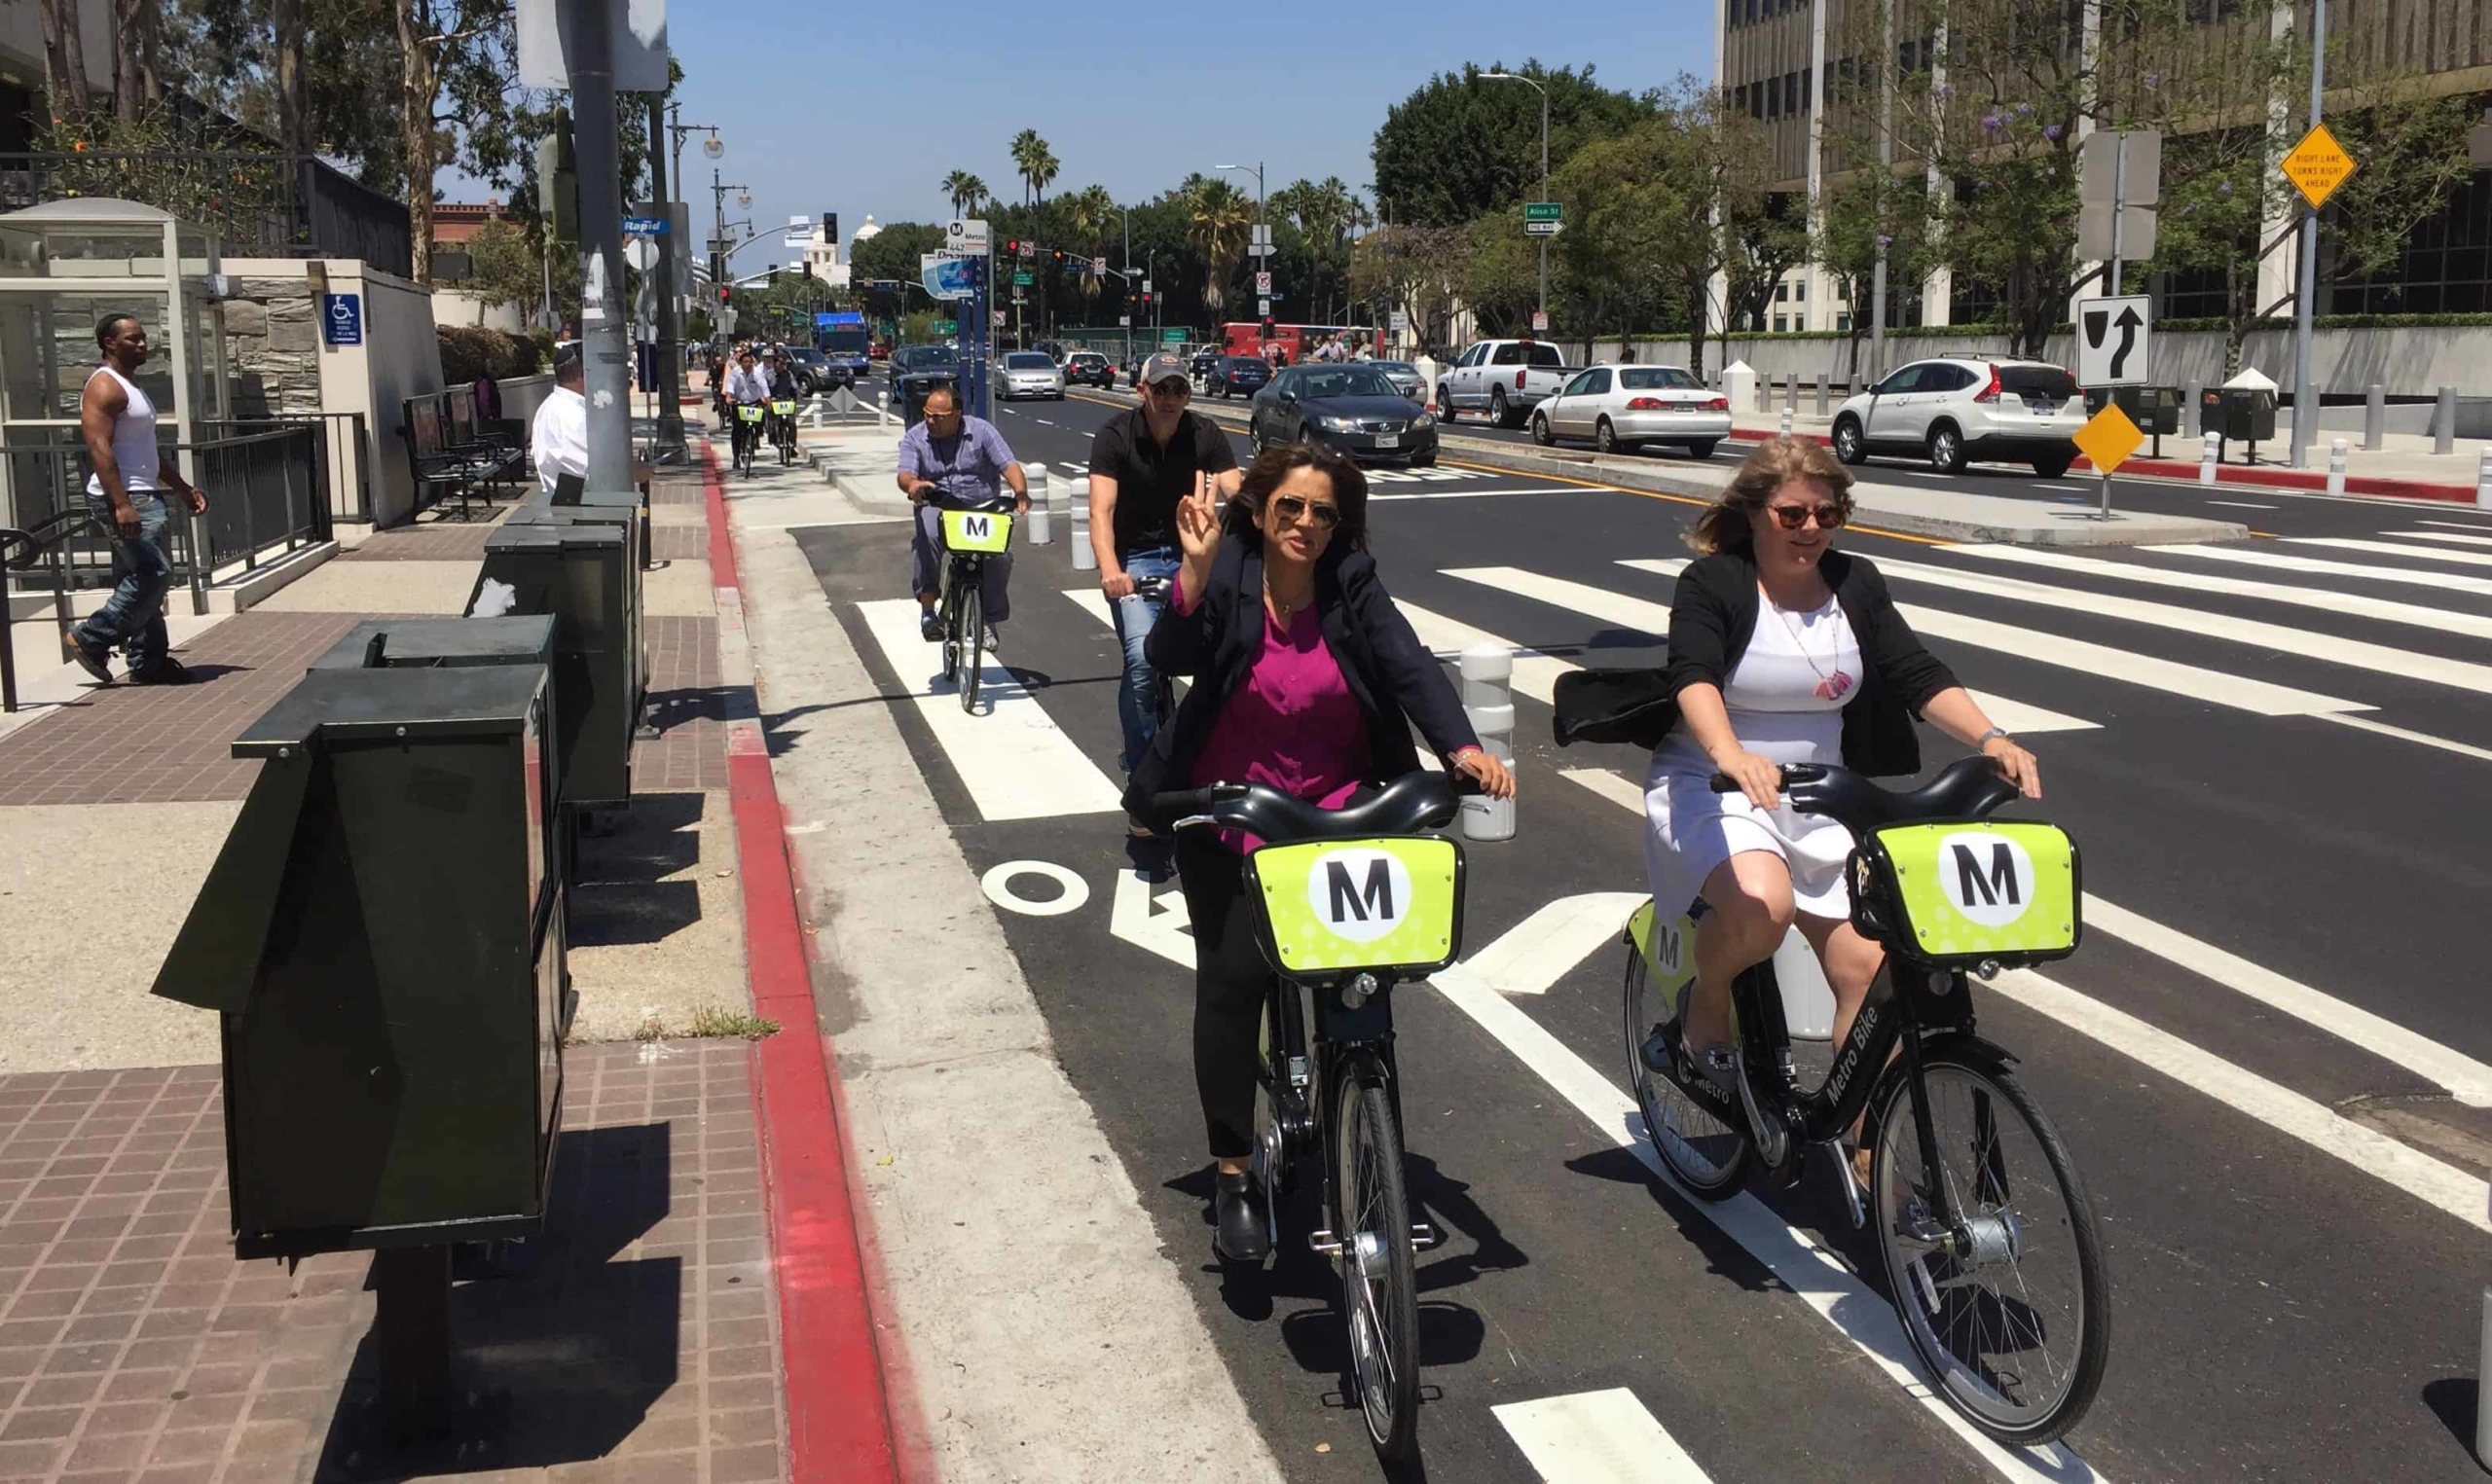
[1149,784,1238,822]
[1707,772,1741,794]
[1708,763,1827,793]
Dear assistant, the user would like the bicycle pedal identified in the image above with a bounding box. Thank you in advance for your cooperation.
[1410,1222,1442,1251]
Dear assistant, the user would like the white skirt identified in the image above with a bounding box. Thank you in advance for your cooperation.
[1640,753,1857,922]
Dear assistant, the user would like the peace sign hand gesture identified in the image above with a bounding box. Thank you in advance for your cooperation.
[1175,473,1224,562]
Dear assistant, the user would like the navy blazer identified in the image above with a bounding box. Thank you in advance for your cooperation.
[1122,534,1481,815]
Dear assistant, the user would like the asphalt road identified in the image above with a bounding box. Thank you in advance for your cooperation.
[799,388,2492,1482]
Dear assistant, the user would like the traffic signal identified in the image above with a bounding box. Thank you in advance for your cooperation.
[1052,249,1065,266]
[717,285,730,305]
[824,211,837,245]
[1006,239,1020,255]
[768,267,780,287]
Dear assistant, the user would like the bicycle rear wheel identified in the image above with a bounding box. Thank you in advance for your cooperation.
[1622,945,1749,1199]
[1870,1043,2109,1446]
[1334,1060,1421,1461]
[957,581,983,713]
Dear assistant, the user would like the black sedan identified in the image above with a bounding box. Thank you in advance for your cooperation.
[1249,365,1440,465]
[784,345,842,393]
[1191,346,1223,380]
[1209,355,1272,400]
[892,345,962,422]
[1063,350,1117,389]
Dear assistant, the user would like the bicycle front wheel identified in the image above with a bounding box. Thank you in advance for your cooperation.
[957,581,983,714]
[1870,1043,2109,1446]
[1334,1062,1421,1461]
[1623,944,1748,1199]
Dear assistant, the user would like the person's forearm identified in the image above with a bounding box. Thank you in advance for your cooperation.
[1919,687,1999,747]
[1675,683,1746,765]
[1087,484,1120,573]
[1211,467,1244,498]
[1004,464,1027,498]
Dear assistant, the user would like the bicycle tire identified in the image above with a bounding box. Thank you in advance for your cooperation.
[939,574,962,684]
[1868,1042,2109,1446]
[958,580,983,713]
[1334,1062,1422,1461]
[1622,945,1749,1199]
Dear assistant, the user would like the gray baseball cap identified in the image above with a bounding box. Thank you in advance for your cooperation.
[1138,352,1191,388]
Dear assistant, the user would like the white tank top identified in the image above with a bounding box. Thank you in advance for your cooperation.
[84,366,160,497]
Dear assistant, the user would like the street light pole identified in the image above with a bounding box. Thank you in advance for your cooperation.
[1217,162,1265,329]
[2289,0,2328,469]
[1484,72,1551,326]
[1120,204,1133,370]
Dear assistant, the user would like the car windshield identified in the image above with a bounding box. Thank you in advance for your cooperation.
[1006,353,1053,369]
[1301,369,1399,400]
[1619,367,1700,390]
[1999,365,2080,400]
[904,346,959,369]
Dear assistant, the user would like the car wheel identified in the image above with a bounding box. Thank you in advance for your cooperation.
[1410,448,1437,468]
[1684,440,1718,460]
[1833,416,1867,465]
[1595,417,1618,454]
[1490,387,1513,428]
[1436,385,1455,420]
[1531,412,1554,446]
[1927,421,1968,475]
[2033,452,2074,478]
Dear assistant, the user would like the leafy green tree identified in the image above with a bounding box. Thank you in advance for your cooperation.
[1373,61,1658,228]
[463,216,541,313]
[1188,178,1255,315]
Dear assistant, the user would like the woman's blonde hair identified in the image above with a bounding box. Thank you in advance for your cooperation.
[1685,436,1857,555]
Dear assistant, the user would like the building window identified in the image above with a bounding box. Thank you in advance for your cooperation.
[2328,169,2492,315]
[1837,311,1852,332]
[1775,282,1788,302]
[1767,77,1781,119]
[1795,280,1807,302]
[1774,315,1788,333]
[1800,67,1813,114]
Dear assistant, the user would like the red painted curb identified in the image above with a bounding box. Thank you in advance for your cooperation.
[700,442,903,1483]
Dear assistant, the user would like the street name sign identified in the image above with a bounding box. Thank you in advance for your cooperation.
[2077,295,2150,385]
[2072,403,2144,475]
[1012,271,1034,286]
[1525,202,1561,236]
[2281,123,2357,211]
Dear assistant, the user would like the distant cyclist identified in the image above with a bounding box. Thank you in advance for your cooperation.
[898,384,1029,646]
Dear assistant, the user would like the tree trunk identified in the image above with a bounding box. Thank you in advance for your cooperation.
[1686,283,1706,380]
[42,0,92,120]
[108,0,148,123]
[274,0,309,159]
[397,1,440,285]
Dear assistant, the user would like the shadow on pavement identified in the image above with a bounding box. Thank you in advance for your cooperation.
[568,790,706,947]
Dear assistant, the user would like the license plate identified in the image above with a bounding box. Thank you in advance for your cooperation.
[1374,434,1400,449]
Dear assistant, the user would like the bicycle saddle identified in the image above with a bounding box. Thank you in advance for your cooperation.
[1154,772,1460,842]
[1718,756,2020,834]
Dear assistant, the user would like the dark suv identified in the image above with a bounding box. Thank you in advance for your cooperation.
[1210,355,1272,399]
[1063,350,1116,389]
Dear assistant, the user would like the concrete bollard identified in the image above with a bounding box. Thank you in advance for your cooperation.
[2437,385,2458,455]
[2327,439,2348,496]
[2477,451,2492,511]
[1814,371,1829,416]
[1025,463,1051,545]
[1779,407,1794,437]
[2183,378,2203,437]
[808,394,825,430]
[2199,431,2220,486]
[1457,644,1515,843]
[2363,382,2385,452]
[1783,373,1799,414]
[1068,476,1096,570]
[877,390,891,431]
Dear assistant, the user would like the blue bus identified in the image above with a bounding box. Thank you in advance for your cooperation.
[815,310,871,385]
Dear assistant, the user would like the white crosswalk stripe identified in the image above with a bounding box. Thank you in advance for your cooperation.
[2290,536,2492,570]
[2393,527,2492,549]
[2135,542,2492,596]
[1492,1389,1716,1482]
[1943,543,2492,641]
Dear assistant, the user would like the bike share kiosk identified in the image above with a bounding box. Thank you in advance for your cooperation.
[150,658,567,1435]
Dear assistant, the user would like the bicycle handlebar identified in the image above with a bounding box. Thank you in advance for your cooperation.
[1705,756,2021,833]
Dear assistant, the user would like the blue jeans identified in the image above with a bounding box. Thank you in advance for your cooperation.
[1111,547,1181,773]
[71,489,171,671]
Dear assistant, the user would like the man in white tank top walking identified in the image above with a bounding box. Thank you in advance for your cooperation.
[63,313,206,685]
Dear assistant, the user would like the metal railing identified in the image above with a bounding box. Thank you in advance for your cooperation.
[0,152,413,277]
[207,413,372,525]
[0,507,99,713]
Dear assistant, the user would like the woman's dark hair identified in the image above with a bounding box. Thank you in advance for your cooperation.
[94,313,138,350]
[1685,435,1855,555]
[1223,443,1370,556]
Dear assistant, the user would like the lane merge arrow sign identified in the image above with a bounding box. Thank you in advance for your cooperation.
[2076,295,2150,386]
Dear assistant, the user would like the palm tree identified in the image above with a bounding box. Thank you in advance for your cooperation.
[1008,129,1044,210]
[941,169,988,218]
[1187,179,1255,314]
[1064,184,1118,302]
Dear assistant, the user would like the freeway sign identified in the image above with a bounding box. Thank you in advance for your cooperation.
[1013,271,1034,286]
[934,319,957,335]
[622,215,667,236]
[2282,123,2357,210]
[2077,295,2150,385]
[2071,402,2144,475]
[1162,328,1183,344]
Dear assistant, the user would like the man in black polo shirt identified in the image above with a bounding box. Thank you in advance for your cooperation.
[1088,352,1244,801]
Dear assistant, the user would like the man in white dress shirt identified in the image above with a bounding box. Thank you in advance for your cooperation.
[531,343,588,495]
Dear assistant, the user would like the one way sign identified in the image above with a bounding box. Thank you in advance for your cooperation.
[2077,295,2149,386]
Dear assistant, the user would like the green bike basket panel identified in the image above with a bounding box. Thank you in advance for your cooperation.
[1245,836,1465,977]
[737,405,765,422]
[939,508,1014,554]
[770,399,795,416]
[1851,820,2081,967]
[1627,899,1703,1025]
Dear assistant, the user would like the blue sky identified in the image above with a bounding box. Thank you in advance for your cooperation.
[655,1,1715,270]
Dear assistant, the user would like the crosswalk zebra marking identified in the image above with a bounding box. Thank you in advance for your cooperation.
[1491,1389,1718,1483]
[1942,543,2492,642]
[2393,528,2492,549]
[2134,542,2492,597]
[2289,537,2492,570]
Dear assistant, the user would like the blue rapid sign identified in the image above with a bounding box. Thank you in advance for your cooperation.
[622,215,668,235]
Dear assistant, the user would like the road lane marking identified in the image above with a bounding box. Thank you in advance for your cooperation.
[1940,543,2492,641]
[2393,528,2492,548]
[1448,564,2096,736]
[2132,542,2492,596]
[1491,1389,1715,1482]
[1371,486,1596,501]
[2289,536,2492,569]
[855,598,1125,821]
[1619,561,2369,716]
[2413,518,2492,529]
[1425,969,2107,1484]
[2315,711,2492,764]
[1390,601,1577,705]
[1452,893,1648,995]
[2204,500,2279,509]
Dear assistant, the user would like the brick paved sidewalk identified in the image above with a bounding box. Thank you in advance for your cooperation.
[0,1041,785,1484]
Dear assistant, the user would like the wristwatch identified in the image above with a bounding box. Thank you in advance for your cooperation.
[1974,726,2013,747]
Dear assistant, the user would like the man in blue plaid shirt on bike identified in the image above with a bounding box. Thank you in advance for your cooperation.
[896,384,1028,645]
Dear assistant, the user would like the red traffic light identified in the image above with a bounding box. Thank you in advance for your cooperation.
[1006,239,1020,254]
[716,286,730,303]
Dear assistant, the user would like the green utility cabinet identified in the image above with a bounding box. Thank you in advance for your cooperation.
[150,664,566,1258]
[308,615,557,676]
[470,520,637,808]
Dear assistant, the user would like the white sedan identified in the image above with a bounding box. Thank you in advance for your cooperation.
[997,351,1066,401]
[1531,364,1731,458]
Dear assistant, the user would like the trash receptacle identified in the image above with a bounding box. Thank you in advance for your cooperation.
[470,521,635,809]
[151,663,566,1256]
[509,496,647,715]
[2211,384,2276,443]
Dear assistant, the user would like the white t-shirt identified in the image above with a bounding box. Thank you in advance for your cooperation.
[1656,587,1861,774]
[531,384,588,495]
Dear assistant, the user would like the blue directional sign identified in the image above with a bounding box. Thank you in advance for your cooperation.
[621,215,668,235]
[319,292,362,347]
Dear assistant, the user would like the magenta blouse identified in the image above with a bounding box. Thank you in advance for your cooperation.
[1176,573,1370,852]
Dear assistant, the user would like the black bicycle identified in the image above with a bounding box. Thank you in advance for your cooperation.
[768,397,798,465]
[1153,773,1465,1463]
[731,402,766,478]
[935,503,1013,713]
[1620,756,2107,1445]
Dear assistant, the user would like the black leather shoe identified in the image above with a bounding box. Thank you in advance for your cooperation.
[1214,1171,1269,1263]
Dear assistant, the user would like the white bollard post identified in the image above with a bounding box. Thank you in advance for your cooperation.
[1068,476,1097,570]
[877,391,891,431]
[1024,463,1051,545]
[2477,451,2492,511]
[808,394,825,430]
[2326,438,2347,496]
[1778,407,1794,437]
[2199,431,2220,486]
[1457,644,1516,843]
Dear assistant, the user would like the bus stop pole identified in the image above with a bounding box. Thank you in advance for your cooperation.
[564,0,635,496]
[649,96,686,462]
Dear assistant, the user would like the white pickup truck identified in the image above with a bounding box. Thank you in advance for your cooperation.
[1438,339,1572,428]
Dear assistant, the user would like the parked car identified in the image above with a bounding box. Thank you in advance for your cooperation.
[1250,365,1439,466]
[1370,360,1426,402]
[997,351,1067,401]
[1063,350,1117,389]
[1530,365,1731,458]
[1438,339,1570,427]
[1208,355,1272,399]
[1191,346,1223,380]
[1830,358,2085,476]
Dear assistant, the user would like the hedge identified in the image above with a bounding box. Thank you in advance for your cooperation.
[437,324,546,384]
[1720,310,2492,342]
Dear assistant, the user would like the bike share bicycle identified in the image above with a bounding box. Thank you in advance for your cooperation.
[732,403,765,478]
[1152,772,1467,1463]
[768,397,798,465]
[1614,754,2108,1445]
[935,500,1012,713]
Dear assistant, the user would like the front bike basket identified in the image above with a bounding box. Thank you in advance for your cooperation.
[737,405,765,422]
[770,400,796,416]
[1244,835,1465,980]
[1848,820,2081,968]
[938,508,1014,554]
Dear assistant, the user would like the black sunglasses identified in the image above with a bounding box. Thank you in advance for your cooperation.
[1766,503,1848,530]
[1148,380,1191,398]
[1271,494,1340,529]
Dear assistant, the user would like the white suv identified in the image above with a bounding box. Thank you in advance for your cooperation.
[1830,358,2084,477]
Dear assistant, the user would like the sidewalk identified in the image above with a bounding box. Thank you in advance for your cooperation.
[0,460,804,1481]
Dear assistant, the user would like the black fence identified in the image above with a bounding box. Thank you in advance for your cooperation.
[0,152,412,278]
[207,413,372,525]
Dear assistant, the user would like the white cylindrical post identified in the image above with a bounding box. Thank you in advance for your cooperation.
[1069,475,1097,570]
[1457,644,1516,843]
[809,394,825,429]
[2478,1282,2492,1468]
[1778,407,1793,437]
[1025,463,1051,545]
[2199,432,2220,486]
[2476,451,2492,511]
[2327,438,2348,497]
[877,390,891,430]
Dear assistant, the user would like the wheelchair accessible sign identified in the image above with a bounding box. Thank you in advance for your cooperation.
[320,293,362,347]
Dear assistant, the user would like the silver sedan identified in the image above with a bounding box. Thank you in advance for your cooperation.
[997,351,1066,401]
[1531,364,1731,457]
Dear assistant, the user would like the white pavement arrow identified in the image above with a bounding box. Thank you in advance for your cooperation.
[1110,867,1195,969]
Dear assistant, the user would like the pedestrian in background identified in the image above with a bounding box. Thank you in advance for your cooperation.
[62,313,205,686]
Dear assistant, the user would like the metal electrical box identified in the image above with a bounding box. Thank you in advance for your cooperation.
[471,521,637,808]
[150,665,565,1258]
[2207,385,2276,443]
[309,616,557,676]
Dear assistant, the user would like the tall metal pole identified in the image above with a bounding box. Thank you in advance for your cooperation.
[1122,205,1132,369]
[562,0,632,494]
[1870,0,1895,382]
[1537,87,1549,321]
[2289,0,2327,469]
[648,95,684,460]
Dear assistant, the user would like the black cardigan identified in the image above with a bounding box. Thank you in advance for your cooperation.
[1552,548,1958,777]
[1122,535,1481,814]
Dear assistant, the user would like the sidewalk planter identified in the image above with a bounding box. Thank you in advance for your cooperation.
[470,519,640,810]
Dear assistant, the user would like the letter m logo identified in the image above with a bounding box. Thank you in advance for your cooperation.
[961,514,990,541]
[1951,841,2020,908]
[1325,858,1395,924]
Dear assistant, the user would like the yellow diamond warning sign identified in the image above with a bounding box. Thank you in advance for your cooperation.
[2072,403,2145,476]
[2281,123,2358,211]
